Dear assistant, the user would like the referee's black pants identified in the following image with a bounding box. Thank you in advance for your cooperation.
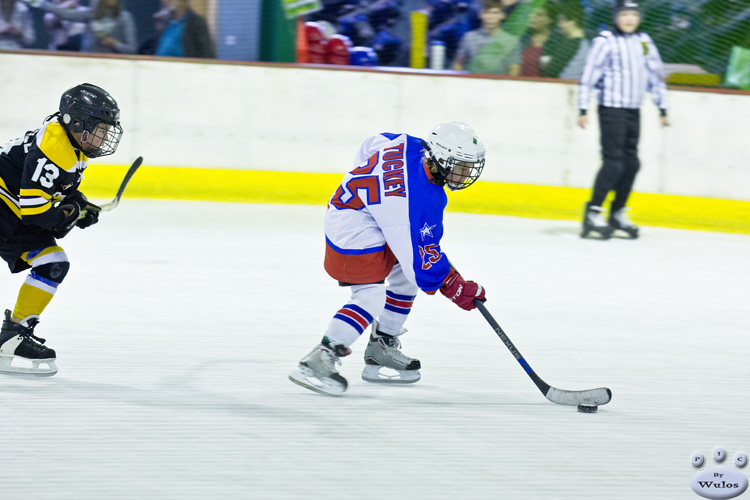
[590,106,641,214]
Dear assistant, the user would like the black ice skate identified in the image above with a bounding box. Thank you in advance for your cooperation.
[361,321,421,384]
[609,207,639,239]
[0,309,58,377]
[581,203,613,239]
[289,337,351,396]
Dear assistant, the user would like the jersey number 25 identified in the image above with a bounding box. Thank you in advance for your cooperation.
[419,244,441,270]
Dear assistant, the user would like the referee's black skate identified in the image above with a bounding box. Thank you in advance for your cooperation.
[581,203,613,239]
[609,207,639,239]
[0,310,58,377]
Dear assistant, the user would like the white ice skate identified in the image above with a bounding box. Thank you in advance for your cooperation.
[581,203,613,239]
[0,310,58,377]
[609,207,639,239]
[361,322,421,384]
[289,339,351,396]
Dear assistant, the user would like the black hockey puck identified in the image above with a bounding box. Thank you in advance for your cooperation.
[577,404,598,413]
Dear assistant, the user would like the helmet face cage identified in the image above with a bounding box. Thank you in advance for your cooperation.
[60,84,123,158]
[80,121,123,158]
[441,156,485,191]
[425,121,486,191]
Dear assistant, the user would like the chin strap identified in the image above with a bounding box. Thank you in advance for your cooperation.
[428,169,447,187]
[421,141,447,187]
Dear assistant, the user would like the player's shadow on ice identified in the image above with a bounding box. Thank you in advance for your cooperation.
[0,359,322,418]
[0,360,551,409]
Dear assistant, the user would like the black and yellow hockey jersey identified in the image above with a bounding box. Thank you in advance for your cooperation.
[0,117,88,231]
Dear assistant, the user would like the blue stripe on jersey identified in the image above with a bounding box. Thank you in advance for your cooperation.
[334,313,366,334]
[30,271,61,288]
[346,303,374,323]
[326,236,386,255]
[386,290,416,301]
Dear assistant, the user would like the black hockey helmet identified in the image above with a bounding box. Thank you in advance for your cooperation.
[59,83,123,158]
[614,0,640,16]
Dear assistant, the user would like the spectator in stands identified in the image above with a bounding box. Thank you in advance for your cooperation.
[501,0,520,18]
[43,0,86,51]
[30,0,136,54]
[427,0,472,68]
[88,0,137,54]
[138,4,170,55]
[0,0,35,49]
[451,0,520,75]
[540,0,589,79]
[519,0,557,77]
[502,0,545,38]
[155,0,215,59]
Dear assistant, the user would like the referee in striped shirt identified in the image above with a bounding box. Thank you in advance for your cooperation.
[578,0,669,239]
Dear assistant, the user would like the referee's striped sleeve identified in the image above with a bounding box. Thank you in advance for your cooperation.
[644,34,668,112]
[578,35,609,112]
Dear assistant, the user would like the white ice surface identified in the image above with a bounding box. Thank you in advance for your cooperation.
[1,201,749,500]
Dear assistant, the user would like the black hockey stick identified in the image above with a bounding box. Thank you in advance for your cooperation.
[98,156,143,212]
[474,299,612,406]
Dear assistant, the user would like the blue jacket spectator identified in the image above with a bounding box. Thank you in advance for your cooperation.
[155,0,214,59]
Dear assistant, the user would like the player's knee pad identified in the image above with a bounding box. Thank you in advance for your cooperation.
[32,260,70,285]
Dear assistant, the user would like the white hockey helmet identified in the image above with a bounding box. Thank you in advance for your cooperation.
[424,121,486,190]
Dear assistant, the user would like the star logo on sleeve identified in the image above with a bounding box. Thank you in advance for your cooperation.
[419,222,436,240]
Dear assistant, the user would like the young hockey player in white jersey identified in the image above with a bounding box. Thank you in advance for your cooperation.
[289,121,487,396]
[0,83,123,376]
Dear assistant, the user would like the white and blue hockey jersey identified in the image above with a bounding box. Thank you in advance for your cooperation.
[324,133,451,292]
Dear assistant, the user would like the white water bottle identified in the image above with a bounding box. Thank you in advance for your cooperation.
[430,41,446,70]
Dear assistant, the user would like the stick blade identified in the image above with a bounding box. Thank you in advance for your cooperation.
[545,386,612,406]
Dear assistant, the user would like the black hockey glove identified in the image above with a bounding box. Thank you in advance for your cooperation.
[76,209,99,229]
[51,202,81,239]
[67,191,101,229]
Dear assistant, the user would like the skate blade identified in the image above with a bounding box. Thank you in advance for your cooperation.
[581,228,612,240]
[361,364,421,384]
[613,228,639,239]
[288,368,345,397]
[0,355,58,377]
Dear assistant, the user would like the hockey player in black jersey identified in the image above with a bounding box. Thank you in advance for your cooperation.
[0,83,123,376]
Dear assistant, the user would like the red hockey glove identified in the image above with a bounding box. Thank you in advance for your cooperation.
[440,268,486,311]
